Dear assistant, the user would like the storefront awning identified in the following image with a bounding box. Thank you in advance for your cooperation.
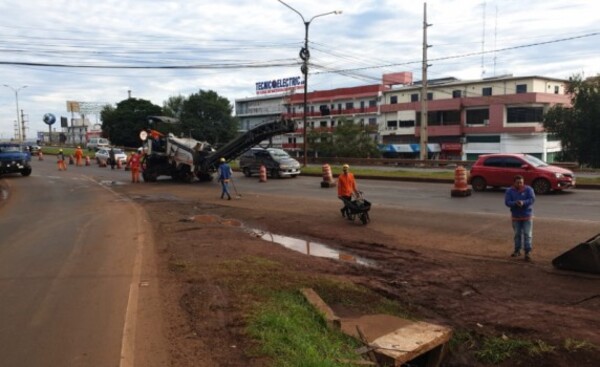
[378,144,441,153]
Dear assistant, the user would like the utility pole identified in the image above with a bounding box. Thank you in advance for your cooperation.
[419,3,431,161]
[21,109,26,141]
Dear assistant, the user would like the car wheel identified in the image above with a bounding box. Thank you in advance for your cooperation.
[243,167,252,177]
[271,169,280,178]
[532,178,551,195]
[471,176,487,191]
[21,167,32,176]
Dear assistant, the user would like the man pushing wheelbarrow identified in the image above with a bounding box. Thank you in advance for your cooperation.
[337,164,371,225]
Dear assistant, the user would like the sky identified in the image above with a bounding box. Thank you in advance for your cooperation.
[0,0,598,141]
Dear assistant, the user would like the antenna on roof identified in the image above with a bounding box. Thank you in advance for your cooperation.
[493,5,498,76]
[481,1,486,78]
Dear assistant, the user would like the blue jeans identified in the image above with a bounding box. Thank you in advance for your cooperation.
[220,180,230,198]
[512,220,533,253]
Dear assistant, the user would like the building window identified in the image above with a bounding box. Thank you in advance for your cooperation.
[369,100,377,107]
[554,86,559,94]
[452,90,462,98]
[506,106,544,123]
[386,120,398,130]
[319,121,327,127]
[466,108,490,125]
[482,87,492,96]
[345,102,354,110]
[516,84,527,94]
[360,101,365,111]
[337,104,342,112]
[368,117,377,125]
[399,120,415,128]
[390,96,398,104]
[411,93,419,102]
[319,105,330,116]
[427,92,433,101]
[331,120,335,127]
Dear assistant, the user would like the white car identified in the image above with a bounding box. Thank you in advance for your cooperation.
[95,148,127,166]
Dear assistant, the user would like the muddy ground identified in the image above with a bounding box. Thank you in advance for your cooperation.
[122,183,600,367]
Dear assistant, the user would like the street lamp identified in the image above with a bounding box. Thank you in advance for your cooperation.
[278,1,341,167]
[3,84,28,142]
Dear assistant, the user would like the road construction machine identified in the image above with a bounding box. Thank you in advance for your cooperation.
[139,116,296,182]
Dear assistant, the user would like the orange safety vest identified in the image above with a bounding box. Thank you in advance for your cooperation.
[337,172,357,197]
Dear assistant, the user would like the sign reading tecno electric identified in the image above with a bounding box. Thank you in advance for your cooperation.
[255,76,304,95]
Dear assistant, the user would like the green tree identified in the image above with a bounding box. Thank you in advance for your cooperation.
[179,90,239,145]
[308,118,381,158]
[163,95,186,120]
[544,75,600,167]
[101,98,162,148]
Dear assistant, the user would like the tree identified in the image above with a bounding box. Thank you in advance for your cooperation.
[179,90,239,146]
[308,118,381,158]
[101,98,162,148]
[544,75,600,167]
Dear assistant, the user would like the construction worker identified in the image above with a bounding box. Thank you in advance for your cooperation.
[74,146,83,166]
[129,151,141,183]
[57,149,67,171]
[337,164,359,217]
[218,157,232,200]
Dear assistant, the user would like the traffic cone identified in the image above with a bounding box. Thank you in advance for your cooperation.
[320,163,336,188]
[38,150,44,161]
[259,165,267,183]
[85,156,90,166]
[451,165,472,197]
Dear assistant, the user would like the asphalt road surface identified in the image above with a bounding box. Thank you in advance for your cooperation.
[1,158,599,367]
[0,160,167,367]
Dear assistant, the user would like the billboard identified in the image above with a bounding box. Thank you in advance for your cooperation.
[256,76,304,95]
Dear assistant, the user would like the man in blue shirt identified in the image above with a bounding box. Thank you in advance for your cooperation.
[218,158,232,200]
[505,175,536,261]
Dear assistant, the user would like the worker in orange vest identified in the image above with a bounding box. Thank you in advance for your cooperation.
[337,164,359,218]
[128,151,142,183]
[74,146,84,166]
[57,149,67,171]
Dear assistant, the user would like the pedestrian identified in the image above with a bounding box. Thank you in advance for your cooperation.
[74,146,83,166]
[57,149,67,171]
[218,157,232,200]
[129,151,141,183]
[505,175,536,261]
[109,147,116,170]
[337,164,359,218]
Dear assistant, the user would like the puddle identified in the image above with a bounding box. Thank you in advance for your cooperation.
[249,229,372,266]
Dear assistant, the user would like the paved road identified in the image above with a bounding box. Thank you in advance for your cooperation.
[0,161,166,367]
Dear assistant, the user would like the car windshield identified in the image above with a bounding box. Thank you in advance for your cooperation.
[0,145,22,153]
[268,149,290,158]
[523,154,548,167]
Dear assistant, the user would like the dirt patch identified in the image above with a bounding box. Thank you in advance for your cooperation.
[125,185,600,366]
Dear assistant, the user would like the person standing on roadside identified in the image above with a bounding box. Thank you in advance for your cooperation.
[337,164,359,217]
[218,158,232,200]
[505,175,536,261]
[129,151,141,183]
[109,147,116,170]
[74,146,83,166]
[57,149,67,171]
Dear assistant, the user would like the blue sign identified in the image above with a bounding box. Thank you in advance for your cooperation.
[43,113,56,125]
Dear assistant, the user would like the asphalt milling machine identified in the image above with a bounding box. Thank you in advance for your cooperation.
[139,116,296,182]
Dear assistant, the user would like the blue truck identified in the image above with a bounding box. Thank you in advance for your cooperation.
[0,142,32,176]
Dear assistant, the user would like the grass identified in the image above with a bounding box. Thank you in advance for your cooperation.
[206,256,412,366]
[246,291,363,367]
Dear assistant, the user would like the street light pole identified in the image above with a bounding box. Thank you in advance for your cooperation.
[3,84,28,142]
[278,1,341,167]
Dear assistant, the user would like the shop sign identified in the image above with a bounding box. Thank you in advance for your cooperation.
[256,76,304,95]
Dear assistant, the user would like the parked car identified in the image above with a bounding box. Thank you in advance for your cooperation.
[87,137,111,151]
[22,142,41,155]
[469,153,575,194]
[239,147,301,178]
[95,148,127,166]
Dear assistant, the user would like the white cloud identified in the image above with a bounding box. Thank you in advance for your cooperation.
[0,0,598,139]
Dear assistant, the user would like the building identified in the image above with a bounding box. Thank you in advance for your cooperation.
[236,72,570,161]
[380,74,570,161]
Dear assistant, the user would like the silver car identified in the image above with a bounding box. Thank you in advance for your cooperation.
[95,148,128,166]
